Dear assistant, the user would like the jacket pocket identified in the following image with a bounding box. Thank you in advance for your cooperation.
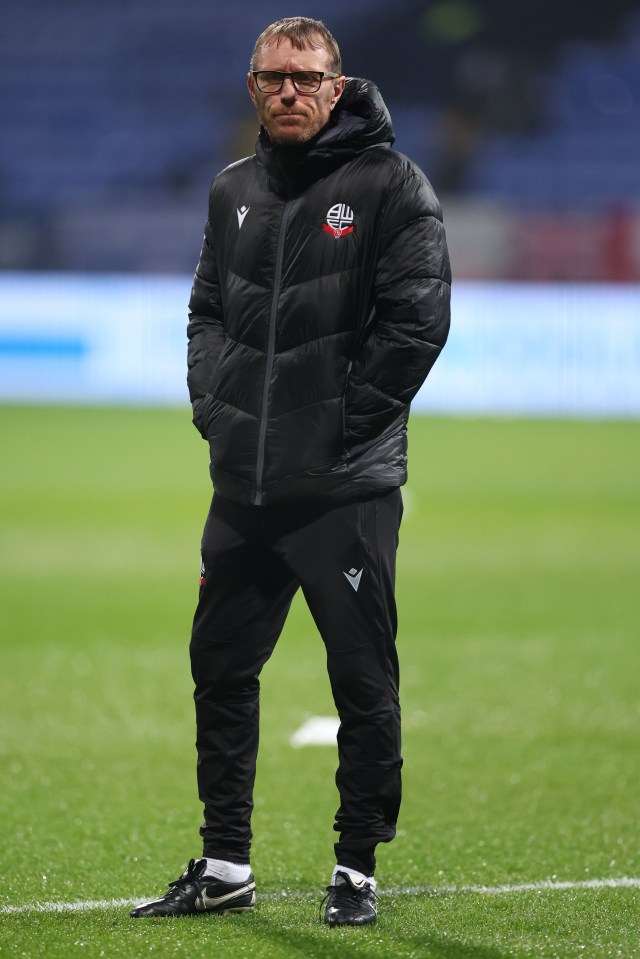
[344,373,406,448]
[192,394,212,438]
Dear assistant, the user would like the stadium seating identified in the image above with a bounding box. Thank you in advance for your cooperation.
[464,22,640,208]
[1,2,639,271]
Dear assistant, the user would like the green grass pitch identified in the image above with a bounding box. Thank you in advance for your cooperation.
[0,406,639,958]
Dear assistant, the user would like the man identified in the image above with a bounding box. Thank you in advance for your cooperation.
[131,16,450,926]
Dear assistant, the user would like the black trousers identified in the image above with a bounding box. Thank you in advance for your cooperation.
[190,488,403,876]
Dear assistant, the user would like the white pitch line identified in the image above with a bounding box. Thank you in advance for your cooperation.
[384,877,640,897]
[290,715,339,748]
[1,877,639,915]
[0,897,141,915]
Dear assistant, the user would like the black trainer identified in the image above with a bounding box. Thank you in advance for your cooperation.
[130,858,256,918]
[322,871,378,926]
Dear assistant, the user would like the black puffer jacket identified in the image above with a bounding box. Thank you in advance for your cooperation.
[187,78,451,506]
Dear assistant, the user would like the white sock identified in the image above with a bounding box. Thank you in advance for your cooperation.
[332,865,376,891]
[202,858,252,882]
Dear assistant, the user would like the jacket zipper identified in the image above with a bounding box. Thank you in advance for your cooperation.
[254,199,293,505]
[343,359,352,462]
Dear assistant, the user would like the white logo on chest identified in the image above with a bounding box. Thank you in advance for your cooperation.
[237,205,250,229]
[324,203,354,238]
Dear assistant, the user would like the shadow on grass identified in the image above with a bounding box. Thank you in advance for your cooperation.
[0,903,516,959]
[245,908,514,959]
[408,935,514,959]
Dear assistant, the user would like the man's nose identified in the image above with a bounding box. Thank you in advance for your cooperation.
[280,76,297,98]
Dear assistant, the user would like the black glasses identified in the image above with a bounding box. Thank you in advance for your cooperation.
[252,70,339,94]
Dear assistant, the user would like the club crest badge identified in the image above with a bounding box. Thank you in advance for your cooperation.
[323,203,354,239]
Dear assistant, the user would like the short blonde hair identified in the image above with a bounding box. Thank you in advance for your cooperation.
[250,17,342,73]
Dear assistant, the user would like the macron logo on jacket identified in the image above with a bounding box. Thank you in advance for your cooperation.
[237,205,250,229]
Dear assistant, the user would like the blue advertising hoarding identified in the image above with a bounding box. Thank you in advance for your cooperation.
[1,273,639,416]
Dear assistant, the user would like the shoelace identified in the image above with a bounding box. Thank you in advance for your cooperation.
[167,859,203,891]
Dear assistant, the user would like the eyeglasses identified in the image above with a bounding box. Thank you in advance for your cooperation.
[252,70,340,94]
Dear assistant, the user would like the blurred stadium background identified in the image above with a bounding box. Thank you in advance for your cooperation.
[1,0,639,414]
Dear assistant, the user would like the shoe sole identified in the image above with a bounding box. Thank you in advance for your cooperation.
[131,905,255,918]
[131,894,256,918]
[325,919,376,926]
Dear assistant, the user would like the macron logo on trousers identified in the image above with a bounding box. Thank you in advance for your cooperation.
[343,568,363,592]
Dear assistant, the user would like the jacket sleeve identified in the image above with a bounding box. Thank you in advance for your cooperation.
[187,211,225,437]
[345,172,451,445]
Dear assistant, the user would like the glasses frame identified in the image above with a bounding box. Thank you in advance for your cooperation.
[252,70,340,94]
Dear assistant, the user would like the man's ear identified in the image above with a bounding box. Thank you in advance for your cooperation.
[330,76,346,111]
[247,72,257,105]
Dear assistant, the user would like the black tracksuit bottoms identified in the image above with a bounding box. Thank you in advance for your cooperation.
[190,487,403,877]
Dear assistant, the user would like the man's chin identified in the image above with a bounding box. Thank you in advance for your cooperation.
[270,131,309,145]
[267,119,321,145]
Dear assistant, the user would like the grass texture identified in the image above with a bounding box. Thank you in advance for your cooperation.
[0,406,639,958]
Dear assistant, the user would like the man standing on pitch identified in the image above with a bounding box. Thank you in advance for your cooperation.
[131,16,450,926]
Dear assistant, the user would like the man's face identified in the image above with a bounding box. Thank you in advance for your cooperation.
[248,37,345,145]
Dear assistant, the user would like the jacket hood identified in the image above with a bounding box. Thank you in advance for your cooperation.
[314,77,395,152]
[256,77,394,193]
